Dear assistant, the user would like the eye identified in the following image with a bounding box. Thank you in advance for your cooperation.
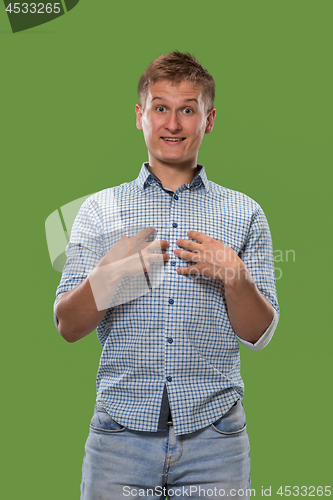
[183,108,193,115]
[156,106,166,112]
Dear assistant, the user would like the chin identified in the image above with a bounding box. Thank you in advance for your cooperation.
[159,151,189,162]
[162,157,189,165]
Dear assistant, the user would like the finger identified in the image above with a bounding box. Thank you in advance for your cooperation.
[146,252,169,263]
[147,239,169,250]
[174,248,199,262]
[186,230,209,243]
[176,265,201,275]
[143,250,169,261]
[124,252,166,274]
[141,252,168,271]
[142,252,169,265]
[136,227,156,240]
[145,239,169,253]
[176,238,200,251]
[159,240,170,250]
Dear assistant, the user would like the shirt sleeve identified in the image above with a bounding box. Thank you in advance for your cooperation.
[236,205,280,350]
[236,308,279,351]
[54,196,105,317]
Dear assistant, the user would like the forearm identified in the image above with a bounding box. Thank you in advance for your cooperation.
[56,280,108,343]
[56,231,168,343]
[224,266,274,344]
[56,266,122,343]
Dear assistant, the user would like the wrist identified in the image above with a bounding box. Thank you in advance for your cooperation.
[91,260,124,284]
[223,261,253,291]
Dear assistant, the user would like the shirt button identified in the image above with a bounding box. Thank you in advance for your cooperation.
[170,261,176,266]
[174,195,179,200]
[167,338,173,343]
[168,298,174,305]
[167,376,172,382]
[172,222,178,228]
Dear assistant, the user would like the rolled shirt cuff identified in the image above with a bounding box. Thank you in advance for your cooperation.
[236,308,279,351]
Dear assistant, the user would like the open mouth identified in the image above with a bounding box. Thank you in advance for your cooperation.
[161,137,186,143]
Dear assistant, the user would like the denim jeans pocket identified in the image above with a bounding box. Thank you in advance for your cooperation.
[89,405,126,434]
[211,400,247,435]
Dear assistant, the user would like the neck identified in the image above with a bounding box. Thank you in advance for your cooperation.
[147,160,199,191]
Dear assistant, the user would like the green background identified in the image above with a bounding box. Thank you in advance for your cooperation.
[1,1,332,498]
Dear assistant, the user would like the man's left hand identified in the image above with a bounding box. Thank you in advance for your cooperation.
[174,230,247,285]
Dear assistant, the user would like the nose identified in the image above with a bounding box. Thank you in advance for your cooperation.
[165,110,181,133]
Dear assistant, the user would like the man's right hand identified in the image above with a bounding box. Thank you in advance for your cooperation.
[56,227,169,343]
[89,227,169,310]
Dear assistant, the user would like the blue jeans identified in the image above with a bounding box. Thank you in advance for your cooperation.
[80,400,251,499]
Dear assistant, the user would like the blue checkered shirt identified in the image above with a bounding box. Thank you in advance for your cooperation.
[55,163,279,435]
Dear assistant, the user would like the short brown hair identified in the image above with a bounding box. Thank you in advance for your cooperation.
[138,51,215,113]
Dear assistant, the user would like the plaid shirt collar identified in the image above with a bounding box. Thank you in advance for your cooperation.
[136,162,211,193]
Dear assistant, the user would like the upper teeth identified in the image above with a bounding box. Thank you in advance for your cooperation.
[164,138,183,141]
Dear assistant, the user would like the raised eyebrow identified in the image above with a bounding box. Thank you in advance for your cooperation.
[151,97,198,104]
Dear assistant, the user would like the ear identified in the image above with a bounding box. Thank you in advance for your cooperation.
[205,108,216,134]
[135,104,143,130]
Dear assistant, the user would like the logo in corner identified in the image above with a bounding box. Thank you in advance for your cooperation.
[3,1,80,33]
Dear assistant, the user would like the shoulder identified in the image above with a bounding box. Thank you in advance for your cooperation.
[207,180,262,216]
[80,179,138,212]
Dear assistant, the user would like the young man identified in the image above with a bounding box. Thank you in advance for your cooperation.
[55,52,279,499]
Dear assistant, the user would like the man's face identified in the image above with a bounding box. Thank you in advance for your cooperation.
[135,79,216,170]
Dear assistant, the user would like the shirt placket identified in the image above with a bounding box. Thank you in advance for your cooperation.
[162,187,187,400]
